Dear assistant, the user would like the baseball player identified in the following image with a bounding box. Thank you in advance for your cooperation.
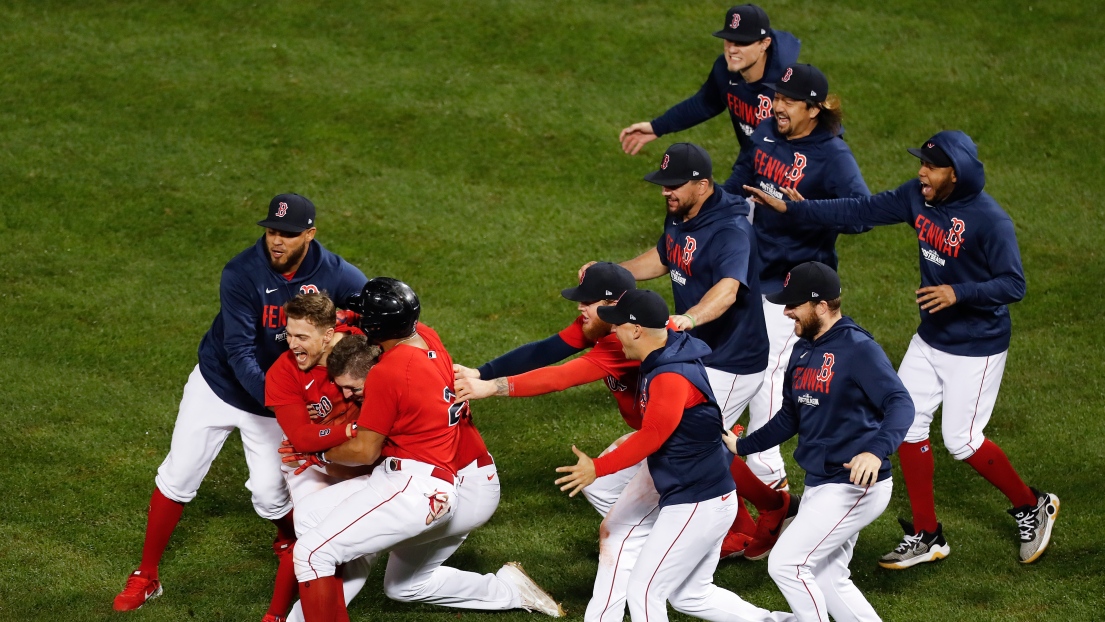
[112,194,367,620]
[284,278,562,620]
[620,4,800,159]
[556,289,795,622]
[724,262,914,622]
[745,131,1060,566]
[721,62,871,493]
[264,293,374,622]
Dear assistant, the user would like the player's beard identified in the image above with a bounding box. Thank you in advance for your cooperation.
[582,317,614,342]
[796,312,822,341]
[268,242,308,273]
[666,196,694,220]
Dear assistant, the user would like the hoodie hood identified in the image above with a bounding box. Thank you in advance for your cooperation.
[927,130,985,205]
[673,185,750,232]
[763,29,802,83]
[642,330,713,374]
[808,316,871,346]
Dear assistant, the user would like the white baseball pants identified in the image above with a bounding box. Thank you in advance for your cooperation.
[706,366,764,430]
[768,479,892,622]
[897,334,1009,460]
[746,296,796,485]
[155,365,291,519]
[586,466,790,622]
[293,458,517,611]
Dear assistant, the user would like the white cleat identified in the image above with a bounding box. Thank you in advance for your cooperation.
[498,561,564,617]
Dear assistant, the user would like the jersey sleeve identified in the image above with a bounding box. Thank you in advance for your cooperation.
[721,140,757,196]
[264,354,303,407]
[272,403,354,453]
[823,145,874,234]
[358,357,403,436]
[592,373,691,477]
[852,341,915,459]
[710,226,753,286]
[649,57,729,137]
[509,356,610,397]
[220,266,268,406]
[331,256,369,308]
[787,183,915,228]
[950,216,1026,307]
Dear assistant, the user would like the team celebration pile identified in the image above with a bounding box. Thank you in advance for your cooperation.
[109,5,1060,622]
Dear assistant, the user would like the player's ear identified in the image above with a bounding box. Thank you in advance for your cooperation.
[304,227,317,243]
[759,36,772,51]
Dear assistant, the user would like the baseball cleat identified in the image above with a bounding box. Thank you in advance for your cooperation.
[112,570,163,611]
[745,492,800,560]
[878,518,950,569]
[719,528,754,559]
[1008,488,1060,564]
[498,561,564,617]
[767,477,790,492]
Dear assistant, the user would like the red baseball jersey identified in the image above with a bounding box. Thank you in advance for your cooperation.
[359,323,476,473]
[265,327,362,453]
[552,316,643,429]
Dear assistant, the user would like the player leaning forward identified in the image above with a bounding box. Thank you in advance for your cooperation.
[285,277,562,621]
[746,130,1060,566]
[113,194,367,617]
[724,262,913,622]
[557,289,795,622]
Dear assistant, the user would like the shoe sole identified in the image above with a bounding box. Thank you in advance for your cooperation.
[877,544,951,570]
[1021,494,1060,564]
[503,562,564,617]
[113,584,163,612]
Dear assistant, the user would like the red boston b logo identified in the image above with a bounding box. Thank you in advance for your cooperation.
[782,68,793,82]
[276,201,289,217]
[730,13,740,29]
[661,154,670,170]
[783,272,791,287]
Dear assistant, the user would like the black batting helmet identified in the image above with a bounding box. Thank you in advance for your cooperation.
[354,277,421,343]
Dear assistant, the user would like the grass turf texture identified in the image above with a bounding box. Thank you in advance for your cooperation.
[1,1,1102,620]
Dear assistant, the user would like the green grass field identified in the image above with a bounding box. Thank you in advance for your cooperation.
[1,1,1102,620]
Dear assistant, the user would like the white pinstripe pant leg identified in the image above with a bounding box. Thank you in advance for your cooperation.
[767,480,892,622]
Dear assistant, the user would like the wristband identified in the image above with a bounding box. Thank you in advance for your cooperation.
[317,451,332,465]
[682,314,696,329]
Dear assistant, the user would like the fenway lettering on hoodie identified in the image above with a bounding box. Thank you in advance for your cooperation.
[649,29,801,155]
[723,121,871,291]
[655,186,768,374]
[783,131,1026,357]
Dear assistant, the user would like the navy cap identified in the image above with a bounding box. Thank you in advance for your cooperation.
[562,262,636,303]
[597,289,670,329]
[258,193,316,233]
[643,143,713,186]
[765,63,829,103]
[907,140,954,168]
[766,262,841,306]
[713,5,771,44]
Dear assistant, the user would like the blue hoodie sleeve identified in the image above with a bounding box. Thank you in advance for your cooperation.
[852,341,914,459]
[650,57,728,137]
[721,142,756,196]
[950,216,1026,307]
[787,182,915,228]
[738,366,800,455]
[219,267,268,406]
[823,145,874,234]
[330,258,369,308]
[477,335,585,379]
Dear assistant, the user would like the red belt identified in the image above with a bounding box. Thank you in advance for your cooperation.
[385,457,455,485]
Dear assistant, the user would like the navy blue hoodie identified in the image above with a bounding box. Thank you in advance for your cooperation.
[650,29,802,155]
[738,317,914,487]
[656,186,768,374]
[784,131,1025,356]
[198,238,367,417]
[723,122,871,292]
[640,330,735,507]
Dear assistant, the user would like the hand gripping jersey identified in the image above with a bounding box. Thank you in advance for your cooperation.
[198,238,367,416]
[264,326,363,453]
[358,323,485,474]
[656,186,768,374]
[650,29,802,155]
[723,122,872,292]
[593,331,734,507]
[783,131,1025,356]
[738,317,915,486]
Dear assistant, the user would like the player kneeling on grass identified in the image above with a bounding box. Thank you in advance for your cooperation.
[746,131,1060,567]
[263,292,376,622]
[281,277,562,621]
[557,289,795,622]
[723,262,913,622]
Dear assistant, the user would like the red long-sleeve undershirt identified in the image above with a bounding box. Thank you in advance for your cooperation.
[508,357,608,396]
[592,373,705,477]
